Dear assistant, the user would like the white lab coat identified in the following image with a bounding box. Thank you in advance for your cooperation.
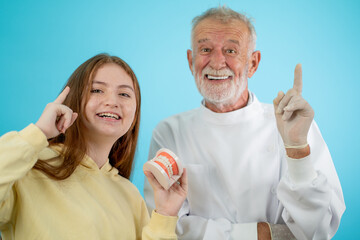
[144,92,345,240]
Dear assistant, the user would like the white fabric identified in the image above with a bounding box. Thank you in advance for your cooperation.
[286,155,317,184]
[144,92,345,240]
[230,222,257,240]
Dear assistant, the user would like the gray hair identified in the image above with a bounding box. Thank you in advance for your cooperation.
[191,6,257,55]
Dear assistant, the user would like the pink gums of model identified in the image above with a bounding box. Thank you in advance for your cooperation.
[143,148,183,190]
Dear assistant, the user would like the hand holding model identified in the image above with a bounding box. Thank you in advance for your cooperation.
[35,86,78,139]
[144,168,187,217]
[273,64,314,151]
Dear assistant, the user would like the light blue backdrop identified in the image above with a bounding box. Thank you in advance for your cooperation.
[1,0,359,238]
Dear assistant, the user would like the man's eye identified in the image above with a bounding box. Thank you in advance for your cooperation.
[90,89,102,93]
[226,49,236,54]
[201,48,211,53]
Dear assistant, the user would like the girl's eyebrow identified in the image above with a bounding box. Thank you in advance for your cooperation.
[92,81,134,92]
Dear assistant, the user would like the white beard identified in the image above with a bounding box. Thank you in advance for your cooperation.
[194,65,248,106]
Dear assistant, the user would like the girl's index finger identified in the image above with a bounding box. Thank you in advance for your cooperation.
[293,63,303,94]
[54,86,70,104]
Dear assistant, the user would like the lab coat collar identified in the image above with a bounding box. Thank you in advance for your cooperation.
[199,91,263,125]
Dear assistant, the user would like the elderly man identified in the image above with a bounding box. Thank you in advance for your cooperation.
[144,6,345,240]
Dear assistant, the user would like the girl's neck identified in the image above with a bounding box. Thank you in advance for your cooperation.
[85,138,116,168]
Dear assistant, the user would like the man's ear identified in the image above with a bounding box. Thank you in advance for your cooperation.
[247,50,261,78]
[187,49,194,75]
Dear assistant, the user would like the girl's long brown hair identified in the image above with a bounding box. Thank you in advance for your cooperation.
[34,53,141,180]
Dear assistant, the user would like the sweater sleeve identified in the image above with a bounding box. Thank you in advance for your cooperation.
[142,211,178,240]
[277,122,345,239]
[134,189,177,240]
[0,124,48,226]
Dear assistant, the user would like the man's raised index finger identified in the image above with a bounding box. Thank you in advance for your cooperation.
[293,63,303,94]
[54,86,70,104]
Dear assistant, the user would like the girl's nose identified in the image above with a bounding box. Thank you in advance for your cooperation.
[104,93,119,108]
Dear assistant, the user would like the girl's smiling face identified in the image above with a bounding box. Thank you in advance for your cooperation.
[82,63,137,142]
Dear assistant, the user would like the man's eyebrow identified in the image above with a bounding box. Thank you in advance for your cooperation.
[197,38,240,45]
[197,38,209,44]
[92,81,134,92]
[228,39,240,45]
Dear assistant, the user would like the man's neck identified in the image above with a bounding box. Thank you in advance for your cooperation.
[205,91,249,113]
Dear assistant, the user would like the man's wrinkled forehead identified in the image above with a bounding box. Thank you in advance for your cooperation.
[197,38,240,45]
[192,18,250,46]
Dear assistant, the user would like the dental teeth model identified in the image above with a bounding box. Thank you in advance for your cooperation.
[143,148,183,190]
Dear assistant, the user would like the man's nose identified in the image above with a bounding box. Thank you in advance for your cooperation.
[209,49,226,70]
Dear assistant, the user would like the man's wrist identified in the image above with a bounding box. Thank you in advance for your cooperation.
[285,144,310,159]
[257,222,271,240]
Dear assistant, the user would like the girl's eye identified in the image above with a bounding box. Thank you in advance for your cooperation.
[90,89,102,93]
[119,93,131,98]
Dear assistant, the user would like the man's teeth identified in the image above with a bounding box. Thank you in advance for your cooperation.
[97,113,120,120]
[207,75,229,80]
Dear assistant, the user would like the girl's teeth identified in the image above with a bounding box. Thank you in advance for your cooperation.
[98,113,119,119]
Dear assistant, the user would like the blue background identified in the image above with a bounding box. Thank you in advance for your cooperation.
[1,0,359,238]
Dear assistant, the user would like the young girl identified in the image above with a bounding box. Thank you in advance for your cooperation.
[0,53,187,240]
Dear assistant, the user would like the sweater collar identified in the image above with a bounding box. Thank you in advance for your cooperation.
[81,156,119,175]
[43,144,119,176]
[199,91,263,125]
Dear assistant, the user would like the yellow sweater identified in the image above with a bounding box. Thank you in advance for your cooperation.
[0,124,177,240]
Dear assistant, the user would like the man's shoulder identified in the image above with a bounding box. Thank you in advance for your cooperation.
[259,102,275,115]
[154,108,201,131]
[160,108,200,123]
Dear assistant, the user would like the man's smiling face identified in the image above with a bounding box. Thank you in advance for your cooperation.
[188,18,252,110]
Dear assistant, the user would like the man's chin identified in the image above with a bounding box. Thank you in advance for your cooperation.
[201,89,233,103]
[203,95,234,105]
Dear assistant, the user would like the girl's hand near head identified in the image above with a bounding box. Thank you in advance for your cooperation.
[144,168,188,217]
[35,86,78,139]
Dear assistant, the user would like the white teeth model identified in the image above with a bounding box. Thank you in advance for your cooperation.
[143,148,183,190]
[98,113,120,120]
[157,155,174,176]
[207,75,229,80]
